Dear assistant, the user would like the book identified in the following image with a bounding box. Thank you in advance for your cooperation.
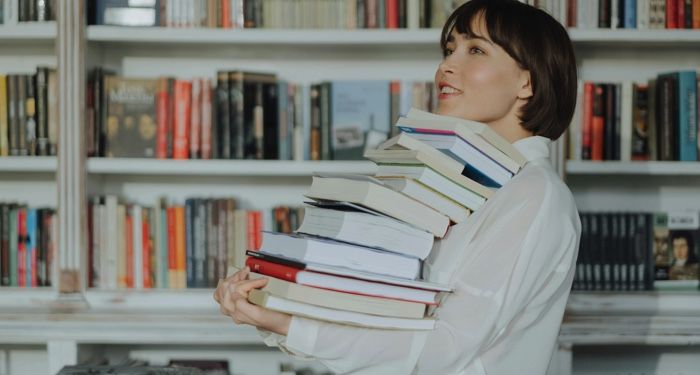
[296,205,435,260]
[377,176,471,224]
[248,289,436,330]
[405,108,527,167]
[248,271,427,319]
[104,77,158,158]
[374,163,487,211]
[246,257,439,305]
[304,175,450,238]
[246,250,451,292]
[662,211,700,289]
[258,231,421,279]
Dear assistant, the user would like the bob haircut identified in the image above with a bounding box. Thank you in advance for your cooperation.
[440,0,577,140]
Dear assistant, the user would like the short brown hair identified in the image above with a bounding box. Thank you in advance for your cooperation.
[440,0,577,140]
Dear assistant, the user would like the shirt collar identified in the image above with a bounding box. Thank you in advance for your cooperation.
[512,136,551,162]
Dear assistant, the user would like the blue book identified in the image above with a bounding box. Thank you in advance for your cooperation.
[624,0,637,28]
[26,209,37,287]
[330,81,391,160]
[677,71,698,161]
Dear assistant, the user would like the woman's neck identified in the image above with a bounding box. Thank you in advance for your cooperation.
[487,118,534,144]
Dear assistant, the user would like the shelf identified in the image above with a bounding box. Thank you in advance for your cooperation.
[87,158,377,177]
[566,161,700,176]
[0,157,57,173]
[86,26,700,47]
[0,22,56,42]
[566,291,700,316]
[87,26,441,46]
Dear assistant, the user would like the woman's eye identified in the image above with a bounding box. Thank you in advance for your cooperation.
[469,47,484,55]
[443,48,454,57]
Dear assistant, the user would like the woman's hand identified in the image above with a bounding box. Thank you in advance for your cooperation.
[213,266,292,336]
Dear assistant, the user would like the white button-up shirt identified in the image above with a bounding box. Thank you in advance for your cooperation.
[259,135,581,375]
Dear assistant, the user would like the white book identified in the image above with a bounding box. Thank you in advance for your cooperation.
[377,177,471,224]
[637,0,650,29]
[405,108,527,167]
[568,80,584,161]
[249,290,436,330]
[297,205,435,260]
[132,205,143,289]
[260,232,422,279]
[407,0,419,29]
[305,175,450,238]
[91,198,101,288]
[374,164,487,211]
[105,195,118,289]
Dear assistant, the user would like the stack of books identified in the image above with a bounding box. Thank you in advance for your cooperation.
[242,108,527,330]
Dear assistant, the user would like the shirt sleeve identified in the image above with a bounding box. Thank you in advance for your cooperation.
[265,172,578,374]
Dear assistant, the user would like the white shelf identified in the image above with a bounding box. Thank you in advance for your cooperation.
[87,26,441,45]
[0,22,56,42]
[0,157,57,173]
[87,158,377,176]
[566,161,700,175]
[86,26,700,47]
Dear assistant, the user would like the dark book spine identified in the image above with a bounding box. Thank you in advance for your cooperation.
[398,0,406,28]
[309,84,321,160]
[166,77,175,158]
[217,199,227,280]
[357,0,366,28]
[244,0,255,28]
[28,0,36,21]
[612,213,621,290]
[684,0,693,28]
[377,0,386,29]
[320,82,331,160]
[25,74,37,156]
[631,84,649,160]
[229,71,244,159]
[195,199,206,288]
[0,204,8,286]
[601,214,612,290]
[185,199,195,288]
[591,84,605,161]
[656,75,677,161]
[599,0,612,27]
[263,81,278,160]
[18,0,28,21]
[36,67,49,156]
[590,213,601,290]
[421,0,431,28]
[604,84,616,160]
[613,83,622,160]
[216,71,230,159]
[617,0,625,28]
[252,81,264,159]
[8,75,19,156]
[643,213,654,291]
[207,199,218,287]
[92,69,103,157]
[16,75,27,155]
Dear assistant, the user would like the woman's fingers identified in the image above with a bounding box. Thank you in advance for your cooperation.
[231,277,268,299]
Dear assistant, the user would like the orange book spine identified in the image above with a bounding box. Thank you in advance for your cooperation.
[201,79,213,159]
[190,78,202,159]
[582,82,594,160]
[175,206,186,289]
[167,207,176,288]
[142,212,152,288]
[173,80,192,159]
[246,211,256,251]
[693,0,700,28]
[221,0,231,28]
[386,0,398,29]
[125,212,134,288]
[156,78,168,159]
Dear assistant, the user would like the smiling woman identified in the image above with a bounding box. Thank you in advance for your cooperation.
[214,1,581,374]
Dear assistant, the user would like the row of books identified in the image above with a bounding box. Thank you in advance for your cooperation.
[573,211,700,292]
[0,0,56,24]
[545,0,700,29]
[88,69,437,160]
[88,0,455,29]
[0,203,56,288]
[0,69,59,157]
[244,108,527,330]
[87,196,277,290]
[568,71,699,162]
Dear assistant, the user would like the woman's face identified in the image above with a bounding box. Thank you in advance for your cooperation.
[434,17,531,129]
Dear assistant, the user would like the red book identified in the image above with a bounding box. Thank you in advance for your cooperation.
[190,78,202,159]
[254,211,262,250]
[173,80,192,159]
[667,0,679,28]
[221,0,231,28]
[582,82,594,160]
[126,211,134,288]
[155,78,169,159]
[694,0,700,28]
[167,207,176,287]
[200,79,213,159]
[246,211,256,251]
[678,0,685,28]
[142,212,151,288]
[17,208,26,288]
[567,0,577,27]
[591,84,606,161]
[386,0,398,29]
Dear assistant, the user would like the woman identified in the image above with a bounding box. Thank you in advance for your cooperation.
[213,1,581,374]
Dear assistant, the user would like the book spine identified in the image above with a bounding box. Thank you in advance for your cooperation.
[185,199,195,288]
[0,205,8,286]
[624,0,637,27]
[190,78,202,159]
[667,0,678,28]
[36,68,48,155]
[125,208,134,288]
[132,205,143,289]
[631,83,650,160]
[591,84,605,161]
[207,199,218,287]
[217,199,227,280]
[175,205,186,288]
[156,77,168,159]
[27,209,36,287]
[142,208,152,288]
[245,257,299,282]
[604,84,616,160]
[657,74,676,161]
[386,0,398,28]
[201,78,213,159]
[0,75,7,156]
[166,78,175,158]
[173,80,192,159]
[216,71,230,158]
[599,0,611,27]
[195,199,207,287]
[677,71,698,161]
[694,0,700,28]
[167,206,177,288]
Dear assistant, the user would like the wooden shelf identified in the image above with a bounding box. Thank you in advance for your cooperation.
[566,161,700,176]
[87,158,377,176]
[0,22,56,42]
[86,26,700,47]
[0,157,57,173]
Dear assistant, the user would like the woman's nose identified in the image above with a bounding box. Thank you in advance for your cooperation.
[438,59,456,75]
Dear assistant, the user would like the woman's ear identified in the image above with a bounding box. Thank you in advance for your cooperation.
[517,71,533,100]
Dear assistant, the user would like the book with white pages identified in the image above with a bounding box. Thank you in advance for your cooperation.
[377,176,471,224]
[373,163,487,211]
[304,175,450,238]
[296,205,435,260]
[245,250,452,293]
[248,272,427,319]
[370,135,495,199]
[397,117,514,186]
[248,289,436,330]
[259,231,422,279]
[406,108,527,168]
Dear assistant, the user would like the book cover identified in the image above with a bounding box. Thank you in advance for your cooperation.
[667,211,699,282]
[173,79,192,159]
[104,77,158,158]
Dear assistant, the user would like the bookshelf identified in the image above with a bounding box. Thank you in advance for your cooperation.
[2,1,700,374]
